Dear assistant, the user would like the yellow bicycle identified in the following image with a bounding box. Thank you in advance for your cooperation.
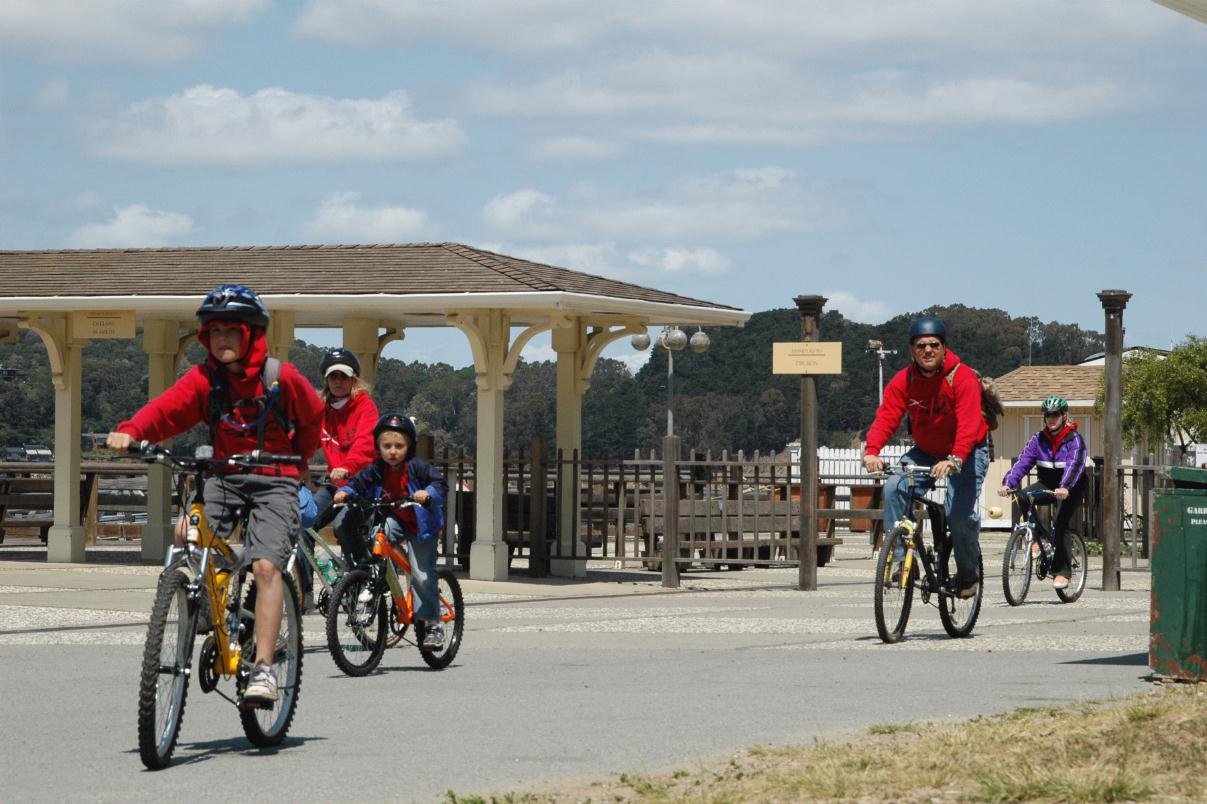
[129,443,304,770]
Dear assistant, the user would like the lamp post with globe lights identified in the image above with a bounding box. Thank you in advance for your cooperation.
[631,325,710,438]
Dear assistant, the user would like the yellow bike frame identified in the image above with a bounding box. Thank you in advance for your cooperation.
[178,501,243,677]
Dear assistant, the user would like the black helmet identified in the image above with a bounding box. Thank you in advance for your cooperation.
[320,347,361,378]
[196,284,270,328]
[908,315,947,344]
[373,412,417,446]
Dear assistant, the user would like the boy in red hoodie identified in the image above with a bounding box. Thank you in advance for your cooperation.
[107,284,324,704]
[861,316,990,599]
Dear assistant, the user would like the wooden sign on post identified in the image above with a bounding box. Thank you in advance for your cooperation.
[772,342,842,375]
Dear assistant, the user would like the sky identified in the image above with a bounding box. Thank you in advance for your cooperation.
[2,1,1206,371]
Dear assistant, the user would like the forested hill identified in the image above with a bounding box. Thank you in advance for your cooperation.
[0,305,1103,457]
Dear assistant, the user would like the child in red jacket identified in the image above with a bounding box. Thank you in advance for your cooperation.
[107,284,323,704]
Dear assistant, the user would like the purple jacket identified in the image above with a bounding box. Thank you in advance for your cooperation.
[1004,425,1088,490]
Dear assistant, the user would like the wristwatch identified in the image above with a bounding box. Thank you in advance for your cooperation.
[946,454,964,472]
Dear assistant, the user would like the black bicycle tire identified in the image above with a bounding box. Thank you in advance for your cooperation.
[240,572,303,747]
[326,568,387,676]
[137,568,194,770]
[873,527,915,644]
[1057,532,1088,603]
[417,569,465,669]
[938,539,982,638]
[1002,526,1033,606]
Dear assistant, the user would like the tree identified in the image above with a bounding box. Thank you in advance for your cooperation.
[1113,337,1207,462]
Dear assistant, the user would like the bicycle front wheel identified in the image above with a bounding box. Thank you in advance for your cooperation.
[938,539,982,638]
[326,568,387,676]
[1057,532,1088,603]
[873,527,915,644]
[417,569,465,669]
[138,568,194,770]
[240,572,303,747]
[1001,526,1033,606]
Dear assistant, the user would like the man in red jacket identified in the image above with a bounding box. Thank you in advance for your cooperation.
[107,284,324,704]
[861,316,989,599]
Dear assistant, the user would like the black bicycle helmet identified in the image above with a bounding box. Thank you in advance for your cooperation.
[320,347,361,378]
[908,315,947,344]
[373,412,417,447]
[196,283,270,328]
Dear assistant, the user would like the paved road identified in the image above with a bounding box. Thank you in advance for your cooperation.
[0,536,1153,802]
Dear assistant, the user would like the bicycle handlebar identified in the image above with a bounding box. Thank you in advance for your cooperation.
[124,441,302,469]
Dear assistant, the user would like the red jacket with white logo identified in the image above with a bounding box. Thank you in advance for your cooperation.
[117,327,324,477]
[864,349,988,462]
[320,390,380,477]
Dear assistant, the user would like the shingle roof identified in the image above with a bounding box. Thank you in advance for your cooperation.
[0,243,738,311]
[993,365,1103,403]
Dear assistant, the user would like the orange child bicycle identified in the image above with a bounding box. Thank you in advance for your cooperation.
[324,496,464,675]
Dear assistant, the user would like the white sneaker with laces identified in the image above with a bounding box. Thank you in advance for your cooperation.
[244,661,279,703]
[422,622,445,648]
[357,586,374,605]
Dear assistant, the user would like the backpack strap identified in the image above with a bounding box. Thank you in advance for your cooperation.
[206,357,294,450]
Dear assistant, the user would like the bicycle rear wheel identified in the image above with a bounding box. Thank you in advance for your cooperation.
[1057,532,1088,603]
[326,568,387,676]
[873,527,915,644]
[240,572,303,747]
[417,569,465,669]
[938,539,982,638]
[1001,526,1033,606]
[138,568,195,770]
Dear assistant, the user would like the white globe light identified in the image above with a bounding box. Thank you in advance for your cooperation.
[662,327,688,351]
[630,332,651,351]
[689,330,710,353]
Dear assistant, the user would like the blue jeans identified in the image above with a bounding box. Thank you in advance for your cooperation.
[882,442,989,587]
[384,518,441,624]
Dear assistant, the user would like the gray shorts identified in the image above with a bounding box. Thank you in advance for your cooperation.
[202,474,299,572]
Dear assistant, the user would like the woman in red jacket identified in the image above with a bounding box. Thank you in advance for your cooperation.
[297,348,379,610]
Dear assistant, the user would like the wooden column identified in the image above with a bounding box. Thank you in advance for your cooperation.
[795,295,826,591]
[1098,289,1131,591]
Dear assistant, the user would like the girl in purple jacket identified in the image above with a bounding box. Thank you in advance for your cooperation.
[998,395,1088,590]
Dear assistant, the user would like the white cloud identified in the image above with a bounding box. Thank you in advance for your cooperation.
[296,1,1185,57]
[65,204,195,248]
[524,136,624,164]
[300,192,432,244]
[482,189,563,239]
[823,291,894,325]
[87,85,467,167]
[30,77,70,110]
[1,0,268,64]
[628,248,733,276]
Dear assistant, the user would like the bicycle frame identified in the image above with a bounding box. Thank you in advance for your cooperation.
[887,470,956,600]
[295,525,348,595]
[369,529,456,628]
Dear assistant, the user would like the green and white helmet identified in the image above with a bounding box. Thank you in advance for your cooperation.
[1040,395,1068,415]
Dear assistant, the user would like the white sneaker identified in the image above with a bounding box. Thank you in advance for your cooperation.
[357,587,374,605]
[244,661,279,704]
[422,622,445,648]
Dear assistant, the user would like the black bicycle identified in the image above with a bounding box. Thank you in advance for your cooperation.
[1001,487,1088,606]
[872,465,984,643]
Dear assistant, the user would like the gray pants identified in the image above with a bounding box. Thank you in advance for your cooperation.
[202,473,299,572]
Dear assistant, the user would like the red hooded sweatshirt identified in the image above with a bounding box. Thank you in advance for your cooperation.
[117,323,324,477]
[320,390,379,477]
[864,348,989,462]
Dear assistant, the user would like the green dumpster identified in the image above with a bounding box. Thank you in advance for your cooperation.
[1150,466,1207,681]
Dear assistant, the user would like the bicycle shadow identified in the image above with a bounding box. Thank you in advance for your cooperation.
[130,733,326,769]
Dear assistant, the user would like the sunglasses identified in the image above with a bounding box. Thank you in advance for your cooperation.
[913,340,943,352]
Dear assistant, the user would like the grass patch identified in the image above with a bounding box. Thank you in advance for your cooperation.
[454,685,1207,802]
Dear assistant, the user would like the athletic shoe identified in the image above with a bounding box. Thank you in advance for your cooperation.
[243,661,279,704]
[1053,575,1070,590]
[956,581,979,600]
[422,623,445,648]
[357,586,374,605]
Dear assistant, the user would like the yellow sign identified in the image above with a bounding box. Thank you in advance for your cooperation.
[72,311,135,339]
[772,342,842,375]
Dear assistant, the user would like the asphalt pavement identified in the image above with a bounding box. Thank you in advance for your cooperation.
[0,533,1154,802]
